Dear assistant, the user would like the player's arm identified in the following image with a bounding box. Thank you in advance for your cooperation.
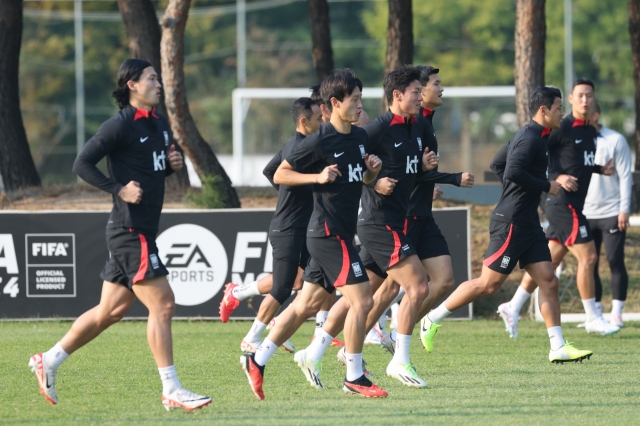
[263,149,283,190]
[591,159,614,176]
[490,142,509,183]
[615,136,633,229]
[363,153,381,184]
[166,144,181,177]
[276,134,341,186]
[503,137,553,193]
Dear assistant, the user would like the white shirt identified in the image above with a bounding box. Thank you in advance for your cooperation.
[583,125,633,219]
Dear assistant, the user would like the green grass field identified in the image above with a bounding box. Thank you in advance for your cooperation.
[2,320,639,425]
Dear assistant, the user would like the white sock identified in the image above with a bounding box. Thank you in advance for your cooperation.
[582,298,598,322]
[244,319,267,343]
[595,301,603,317]
[316,311,329,329]
[232,280,260,301]
[612,299,625,317]
[307,329,334,363]
[428,303,452,324]
[390,329,397,341]
[391,333,411,365]
[43,342,69,371]
[158,365,182,396]
[345,353,364,381]
[254,338,278,366]
[509,287,531,314]
[547,326,565,351]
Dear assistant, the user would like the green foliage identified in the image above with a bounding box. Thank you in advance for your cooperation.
[2,321,640,424]
[184,173,228,208]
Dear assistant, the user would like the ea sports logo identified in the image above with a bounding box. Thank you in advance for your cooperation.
[157,224,228,306]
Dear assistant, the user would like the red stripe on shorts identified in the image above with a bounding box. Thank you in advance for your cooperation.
[403,218,408,236]
[386,225,402,268]
[564,204,579,247]
[334,236,350,287]
[483,223,514,267]
[132,233,149,284]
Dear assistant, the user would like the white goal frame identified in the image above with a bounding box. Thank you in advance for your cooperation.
[231,86,516,186]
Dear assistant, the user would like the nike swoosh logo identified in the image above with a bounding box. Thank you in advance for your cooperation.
[575,139,582,144]
[140,137,149,143]
[46,373,53,389]
[609,229,619,234]
[395,142,402,147]
[334,152,344,157]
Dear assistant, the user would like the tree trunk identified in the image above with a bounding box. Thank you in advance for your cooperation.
[307,0,334,83]
[117,0,190,190]
[628,0,640,211]
[160,0,240,207]
[0,0,41,191]
[383,0,413,111]
[514,0,546,127]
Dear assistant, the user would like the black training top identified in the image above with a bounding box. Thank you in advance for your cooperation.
[490,120,552,227]
[407,108,462,218]
[286,122,371,239]
[358,111,428,229]
[546,113,603,210]
[72,105,174,234]
[266,132,314,237]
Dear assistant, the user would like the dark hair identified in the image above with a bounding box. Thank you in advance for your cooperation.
[383,65,421,105]
[320,69,363,112]
[112,59,153,109]
[290,97,316,125]
[309,84,324,105]
[572,78,595,92]
[529,86,562,117]
[415,65,440,87]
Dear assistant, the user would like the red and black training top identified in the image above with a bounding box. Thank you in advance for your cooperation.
[72,105,174,234]
[490,120,551,227]
[358,110,429,229]
[286,122,371,240]
[546,113,604,211]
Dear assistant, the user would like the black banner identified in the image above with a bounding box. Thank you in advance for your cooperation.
[0,208,470,319]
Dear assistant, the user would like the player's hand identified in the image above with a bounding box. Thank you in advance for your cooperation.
[460,172,475,188]
[119,181,143,204]
[317,164,341,184]
[364,153,382,174]
[618,212,630,231]
[555,174,578,192]
[602,159,615,176]
[422,147,438,171]
[375,177,397,195]
[433,186,443,200]
[548,181,562,196]
[168,144,183,171]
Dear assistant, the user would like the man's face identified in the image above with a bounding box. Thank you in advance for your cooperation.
[545,97,564,129]
[569,84,594,117]
[393,80,422,116]
[331,86,362,124]
[129,66,162,107]
[302,104,323,135]
[421,73,443,108]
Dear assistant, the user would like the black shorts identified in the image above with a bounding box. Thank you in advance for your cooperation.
[405,216,450,260]
[303,236,368,293]
[270,234,310,303]
[483,221,551,274]
[101,227,168,290]
[357,223,417,274]
[545,203,593,246]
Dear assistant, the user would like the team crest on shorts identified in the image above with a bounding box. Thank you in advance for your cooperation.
[417,137,422,151]
[163,131,169,146]
[359,145,366,158]
[352,262,363,277]
[579,226,588,238]
[500,256,510,269]
[150,253,160,269]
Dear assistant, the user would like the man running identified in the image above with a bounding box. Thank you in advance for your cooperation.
[28,59,211,411]
[583,103,632,327]
[239,69,386,399]
[422,87,594,364]
[498,80,617,338]
[219,97,323,353]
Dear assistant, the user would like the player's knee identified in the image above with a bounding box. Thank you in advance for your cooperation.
[582,251,598,269]
[441,275,455,293]
[482,279,502,296]
[295,299,322,319]
[352,294,374,316]
[269,286,290,305]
